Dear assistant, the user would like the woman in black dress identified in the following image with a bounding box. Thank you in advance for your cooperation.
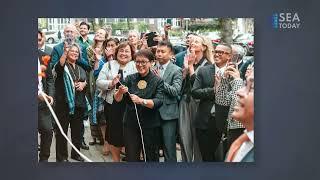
[114,49,164,162]
[96,42,137,161]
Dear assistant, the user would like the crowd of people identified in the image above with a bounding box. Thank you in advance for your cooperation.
[37,21,254,162]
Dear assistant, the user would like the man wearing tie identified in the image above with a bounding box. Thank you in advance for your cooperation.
[153,41,183,162]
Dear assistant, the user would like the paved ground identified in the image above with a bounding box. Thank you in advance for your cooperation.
[39,121,182,162]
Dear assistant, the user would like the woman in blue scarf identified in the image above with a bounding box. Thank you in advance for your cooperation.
[54,43,88,162]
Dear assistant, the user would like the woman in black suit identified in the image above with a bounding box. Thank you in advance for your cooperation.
[114,49,164,162]
[54,43,88,162]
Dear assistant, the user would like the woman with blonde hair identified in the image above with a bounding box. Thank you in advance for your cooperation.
[178,35,213,162]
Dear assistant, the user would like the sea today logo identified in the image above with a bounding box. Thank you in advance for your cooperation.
[272,12,301,29]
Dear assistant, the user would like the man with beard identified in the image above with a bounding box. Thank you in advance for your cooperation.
[77,22,93,49]
[50,24,90,71]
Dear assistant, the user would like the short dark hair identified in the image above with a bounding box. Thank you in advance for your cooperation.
[134,49,155,62]
[186,32,197,38]
[102,38,120,57]
[106,38,120,46]
[115,42,135,59]
[38,30,43,37]
[79,22,90,30]
[157,41,174,53]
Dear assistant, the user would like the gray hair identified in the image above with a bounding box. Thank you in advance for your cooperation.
[128,30,139,37]
[231,44,246,59]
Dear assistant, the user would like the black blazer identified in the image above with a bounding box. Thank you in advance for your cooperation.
[191,64,215,129]
[38,49,55,109]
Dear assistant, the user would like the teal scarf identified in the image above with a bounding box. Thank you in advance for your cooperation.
[63,66,76,115]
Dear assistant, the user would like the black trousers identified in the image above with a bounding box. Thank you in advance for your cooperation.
[55,106,84,161]
[38,107,53,161]
[226,128,245,151]
[196,128,221,162]
[195,115,222,162]
[124,126,161,162]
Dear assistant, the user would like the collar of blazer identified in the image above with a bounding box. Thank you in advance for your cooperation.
[162,61,175,81]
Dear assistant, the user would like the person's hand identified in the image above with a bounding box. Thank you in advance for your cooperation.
[105,47,114,59]
[140,35,148,50]
[94,48,102,61]
[40,65,47,72]
[130,94,143,104]
[118,85,128,94]
[183,54,189,70]
[38,92,46,101]
[75,81,86,91]
[225,66,240,79]
[47,95,54,105]
[153,34,163,42]
[187,50,196,66]
[111,74,121,87]
[38,92,54,105]
[63,42,70,55]
[245,64,254,79]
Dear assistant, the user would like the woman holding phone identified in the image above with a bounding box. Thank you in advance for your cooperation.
[54,43,88,162]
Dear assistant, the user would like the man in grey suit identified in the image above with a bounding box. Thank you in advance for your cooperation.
[153,41,183,162]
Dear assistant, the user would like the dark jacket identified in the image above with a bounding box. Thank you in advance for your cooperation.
[38,50,55,109]
[191,64,215,129]
[122,71,164,128]
[158,62,183,120]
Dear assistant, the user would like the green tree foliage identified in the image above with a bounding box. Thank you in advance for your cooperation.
[219,18,234,44]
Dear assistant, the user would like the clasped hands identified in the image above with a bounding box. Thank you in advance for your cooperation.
[117,85,144,105]
[75,81,86,91]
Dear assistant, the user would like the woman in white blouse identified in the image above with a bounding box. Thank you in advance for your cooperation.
[96,42,137,161]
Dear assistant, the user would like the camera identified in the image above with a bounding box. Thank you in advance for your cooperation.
[64,35,73,47]
[145,32,158,47]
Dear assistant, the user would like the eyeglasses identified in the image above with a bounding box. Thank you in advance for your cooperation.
[214,50,231,55]
[134,61,149,66]
[118,49,131,54]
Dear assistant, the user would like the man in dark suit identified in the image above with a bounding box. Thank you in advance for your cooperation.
[154,41,183,162]
[191,43,232,161]
[38,49,55,162]
[38,30,53,55]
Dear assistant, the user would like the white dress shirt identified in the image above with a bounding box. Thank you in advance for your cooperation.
[157,60,170,78]
[96,60,137,104]
[232,130,254,162]
[38,58,43,95]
